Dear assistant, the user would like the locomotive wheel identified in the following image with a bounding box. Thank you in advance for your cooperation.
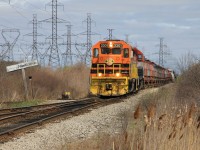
[128,79,134,92]
[139,79,144,90]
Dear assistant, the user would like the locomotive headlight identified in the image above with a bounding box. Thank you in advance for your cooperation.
[98,73,102,77]
[109,42,113,48]
[116,72,121,77]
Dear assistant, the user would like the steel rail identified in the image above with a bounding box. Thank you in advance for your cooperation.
[0,98,93,117]
[0,100,95,126]
[0,99,102,143]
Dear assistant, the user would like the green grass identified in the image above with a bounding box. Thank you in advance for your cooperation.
[5,99,43,108]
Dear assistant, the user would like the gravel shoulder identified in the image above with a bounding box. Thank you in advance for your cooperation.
[0,88,158,150]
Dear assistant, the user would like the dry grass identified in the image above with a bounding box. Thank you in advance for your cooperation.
[0,61,90,102]
[134,104,141,119]
[64,63,200,150]
[176,63,200,103]
[64,84,200,150]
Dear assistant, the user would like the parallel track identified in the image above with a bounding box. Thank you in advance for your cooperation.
[0,97,122,143]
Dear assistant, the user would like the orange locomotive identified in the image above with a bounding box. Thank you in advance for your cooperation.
[89,40,173,96]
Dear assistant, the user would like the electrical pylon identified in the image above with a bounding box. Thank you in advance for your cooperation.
[107,29,114,40]
[159,37,167,67]
[1,29,20,61]
[77,13,99,65]
[25,14,43,62]
[40,0,67,68]
[62,24,75,66]
[125,34,129,43]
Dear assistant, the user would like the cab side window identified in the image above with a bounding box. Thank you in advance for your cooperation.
[138,54,142,60]
[93,48,99,58]
[124,48,129,58]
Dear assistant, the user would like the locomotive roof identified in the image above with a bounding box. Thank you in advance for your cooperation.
[106,39,121,41]
[132,47,144,55]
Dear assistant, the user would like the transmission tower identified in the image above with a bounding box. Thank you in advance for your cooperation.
[1,29,20,61]
[107,29,114,40]
[125,34,129,43]
[85,13,92,64]
[62,24,75,66]
[77,13,98,65]
[159,37,165,66]
[157,37,169,67]
[40,0,66,68]
[25,14,43,62]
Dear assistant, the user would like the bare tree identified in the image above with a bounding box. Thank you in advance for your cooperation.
[176,51,199,74]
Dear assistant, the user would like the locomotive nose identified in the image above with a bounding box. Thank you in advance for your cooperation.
[105,83,112,90]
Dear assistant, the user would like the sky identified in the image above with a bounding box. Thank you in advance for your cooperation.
[0,0,200,69]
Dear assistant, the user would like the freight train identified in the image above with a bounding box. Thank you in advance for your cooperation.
[89,40,174,96]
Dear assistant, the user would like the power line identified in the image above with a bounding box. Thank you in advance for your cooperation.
[9,4,30,21]
[23,0,51,15]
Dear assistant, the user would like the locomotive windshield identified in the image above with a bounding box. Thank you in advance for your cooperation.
[101,48,121,54]
[112,48,121,54]
[101,48,111,54]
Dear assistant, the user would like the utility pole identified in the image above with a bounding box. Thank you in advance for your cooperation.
[40,0,66,68]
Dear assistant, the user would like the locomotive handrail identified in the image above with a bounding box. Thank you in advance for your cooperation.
[97,64,105,75]
[113,64,121,74]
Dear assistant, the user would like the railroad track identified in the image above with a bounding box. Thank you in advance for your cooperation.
[0,97,122,143]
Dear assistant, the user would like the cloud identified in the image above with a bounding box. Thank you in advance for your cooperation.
[0,0,200,66]
[186,18,200,22]
[156,23,191,30]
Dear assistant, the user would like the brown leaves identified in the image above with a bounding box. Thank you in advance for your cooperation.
[147,105,156,119]
[134,104,141,119]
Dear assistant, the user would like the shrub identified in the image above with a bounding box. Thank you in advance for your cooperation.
[176,63,200,105]
[0,61,90,102]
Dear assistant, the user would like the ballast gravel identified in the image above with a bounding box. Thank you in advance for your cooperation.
[0,88,158,150]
